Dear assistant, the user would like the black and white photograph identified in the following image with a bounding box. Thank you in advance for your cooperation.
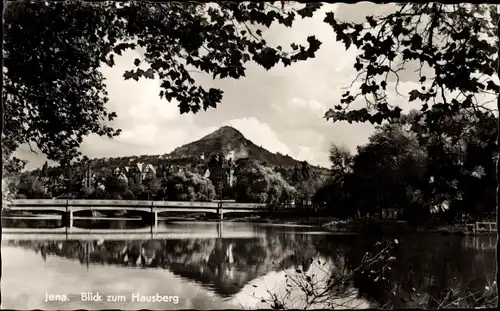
[1,1,498,309]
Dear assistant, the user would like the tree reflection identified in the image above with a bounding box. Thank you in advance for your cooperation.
[6,234,496,308]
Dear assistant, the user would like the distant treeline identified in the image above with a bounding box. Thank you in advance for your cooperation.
[9,110,497,225]
[13,156,327,209]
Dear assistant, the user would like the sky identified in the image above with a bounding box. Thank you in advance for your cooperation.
[12,3,496,171]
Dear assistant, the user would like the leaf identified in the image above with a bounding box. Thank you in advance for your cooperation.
[256,47,280,70]
[408,89,421,102]
[323,11,336,26]
[340,33,352,50]
[113,43,135,56]
[354,62,363,71]
[486,80,498,91]
[307,35,322,52]
[123,70,136,80]
[324,109,337,121]
[371,112,383,125]
[104,54,115,67]
[366,15,377,27]
[296,3,322,18]
[151,61,163,71]
[280,12,294,27]
[164,92,173,102]
[143,68,154,79]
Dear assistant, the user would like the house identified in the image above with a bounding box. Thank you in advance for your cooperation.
[169,165,179,174]
[155,163,170,179]
[143,164,156,179]
[117,173,128,184]
[127,162,144,184]
[207,153,235,192]
[112,166,129,183]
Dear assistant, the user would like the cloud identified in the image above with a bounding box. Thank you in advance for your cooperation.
[288,98,327,117]
[224,118,291,155]
[16,3,471,171]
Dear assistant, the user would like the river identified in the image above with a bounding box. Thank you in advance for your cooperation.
[1,220,497,309]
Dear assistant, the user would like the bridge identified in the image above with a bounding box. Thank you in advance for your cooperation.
[3,199,269,230]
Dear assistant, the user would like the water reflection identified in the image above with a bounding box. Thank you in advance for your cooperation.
[2,222,497,309]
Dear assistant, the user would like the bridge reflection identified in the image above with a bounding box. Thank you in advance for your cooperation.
[2,222,245,241]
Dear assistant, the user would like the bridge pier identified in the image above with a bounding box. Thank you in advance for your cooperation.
[217,208,224,221]
[62,209,73,229]
[151,211,158,231]
[217,222,224,238]
[147,207,158,233]
[217,202,224,221]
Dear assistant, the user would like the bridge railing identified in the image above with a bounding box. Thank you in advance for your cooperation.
[8,199,68,206]
[464,222,497,235]
[6,199,268,209]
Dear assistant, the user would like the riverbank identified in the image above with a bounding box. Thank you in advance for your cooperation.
[174,215,494,236]
[3,210,495,236]
[229,216,497,236]
[321,219,498,236]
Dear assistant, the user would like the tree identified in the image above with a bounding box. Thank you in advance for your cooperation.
[291,161,325,208]
[416,110,498,221]
[234,159,296,206]
[3,1,323,166]
[318,108,497,222]
[143,174,160,200]
[324,4,498,124]
[16,175,49,199]
[156,178,170,201]
[62,162,88,198]
[352,120,429,220]
[294,176,327,209]
[291,161,312,184]
[41,161,49,178]
[103,174,129,200]
[313,145,354,211]
[121,189,136,200]
[329,144,353,177]
[322,4,499,214]
[129,182,146,200]
[164,170,216,201]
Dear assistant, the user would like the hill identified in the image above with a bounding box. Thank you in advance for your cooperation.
[168,126,300,166]
[35,126,329,175]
